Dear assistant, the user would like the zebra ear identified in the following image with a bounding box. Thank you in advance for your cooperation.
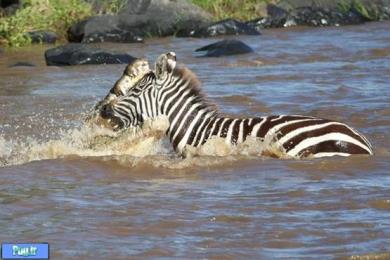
[155,52,177,79]
[166,52,176,73]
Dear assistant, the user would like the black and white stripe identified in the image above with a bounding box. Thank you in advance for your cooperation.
[100,52,373,158]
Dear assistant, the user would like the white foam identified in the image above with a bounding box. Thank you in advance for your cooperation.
[0,116,172,167]
[184,136,267,158]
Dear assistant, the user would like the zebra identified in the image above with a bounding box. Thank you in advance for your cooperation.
[98,52,373,159]
[104,57,150,102]
[86,58,151,123]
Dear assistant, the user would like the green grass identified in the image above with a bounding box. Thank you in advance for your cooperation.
[0,0,132,47]
[338,0,376,20]
[192,0,272,21]
[0,0,92,47]
[351,0,373,20]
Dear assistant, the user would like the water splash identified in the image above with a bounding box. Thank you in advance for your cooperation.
[0,113,275,168]
[0,116,173,167]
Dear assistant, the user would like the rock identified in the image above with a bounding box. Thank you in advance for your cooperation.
[118,0,212,36]
[9,62,36,67]
[0,0,21,16]
[27,31,57,44]
[195,39,254,57]
[267,4,290,20]
[0,0,20,7]
[68,15,144,43]
[291,6,367,26]
[246,4,289,30]
[275,0,388,17]
[68,0,212,43]
[186,18,261,37]
[246,0,390,29]
[44,43,136,66]
[85,0,152,14]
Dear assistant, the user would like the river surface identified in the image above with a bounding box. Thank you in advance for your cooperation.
[0,22,389,259]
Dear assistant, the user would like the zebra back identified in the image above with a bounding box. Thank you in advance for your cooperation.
[151,52,373,158]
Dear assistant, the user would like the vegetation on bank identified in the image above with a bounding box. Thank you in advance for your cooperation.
[338,0,374,20]
[0,0,127,47]
[1,0,273,47]
[0,0,91,46]
[192,0,376,21]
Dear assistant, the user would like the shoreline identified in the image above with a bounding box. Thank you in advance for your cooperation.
[1,0,390,47]
[1,20,389,53]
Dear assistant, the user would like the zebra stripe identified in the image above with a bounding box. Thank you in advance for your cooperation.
[102,53,373,158]
[250,118,266,137]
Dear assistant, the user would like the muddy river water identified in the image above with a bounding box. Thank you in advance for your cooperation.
[0,22,389,259]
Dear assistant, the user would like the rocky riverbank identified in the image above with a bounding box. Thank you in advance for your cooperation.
[2,0,390,45]
[66,0,390,44]
[248,0,390,29]
[2,0,390,63]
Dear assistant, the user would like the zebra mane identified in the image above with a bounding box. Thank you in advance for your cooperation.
[173,64,219,114]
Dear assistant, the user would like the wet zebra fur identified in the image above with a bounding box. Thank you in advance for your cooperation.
[99,52,373,158]
[85,58,151,124]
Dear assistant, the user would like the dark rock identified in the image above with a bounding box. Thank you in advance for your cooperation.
[44,43,136,66]
[68,0,211,43]
[67,18,89,42]
[267,4,290,25]
[187,19,261,38]
[275,0,387,15]
[0,0,20,16]
[247,0,390,29]
[9,62,36,67]
[0,0,20,8]
[246,4,289,30]
[195,39,254,57]
[117,0,212,36]
[27,31,57,44]
[290,6,368,26]
[83,29,144,43]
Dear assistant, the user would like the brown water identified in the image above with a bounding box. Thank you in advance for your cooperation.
[0,22,389,259]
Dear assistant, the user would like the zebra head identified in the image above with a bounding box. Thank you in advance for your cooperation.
[93,58,151,111]
[86,58,151,126]
[98,70,157,131]
[110,58,150,99]
[96,52,177,131]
